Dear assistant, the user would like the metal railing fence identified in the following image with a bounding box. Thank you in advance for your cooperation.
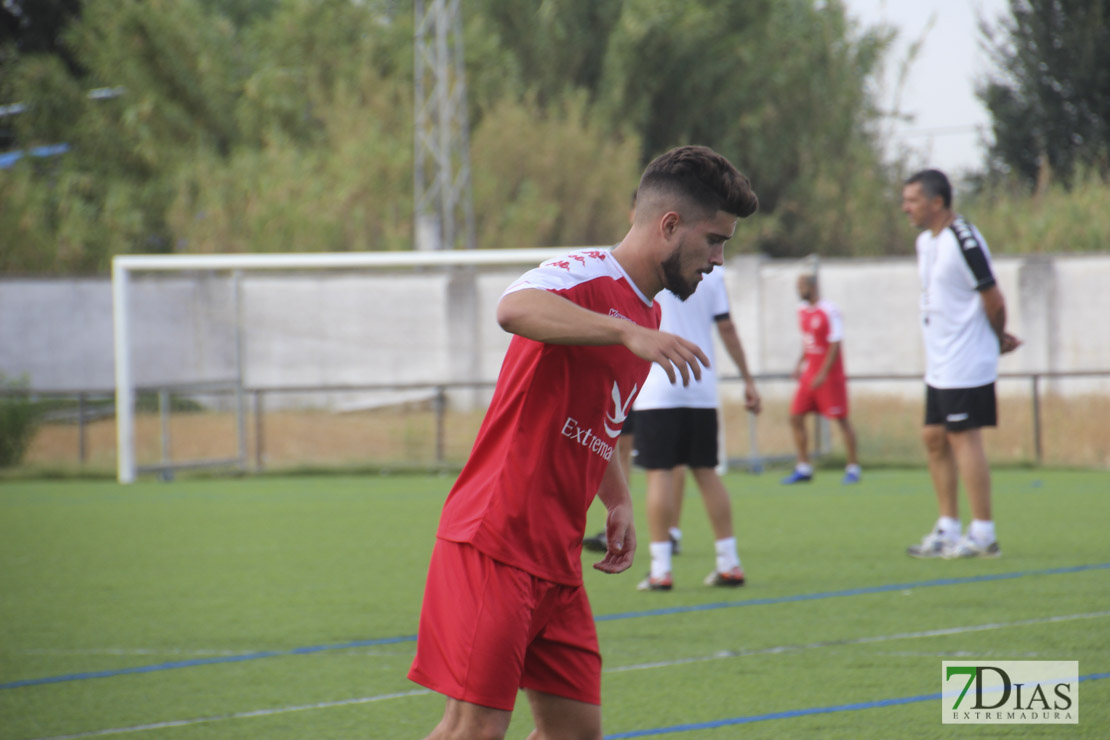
[4,369,1109,476]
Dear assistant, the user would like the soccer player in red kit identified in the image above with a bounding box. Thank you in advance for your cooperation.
[782,273,861,485]
[408,146,758,740]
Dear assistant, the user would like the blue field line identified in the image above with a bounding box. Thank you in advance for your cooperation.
[0,635,417,690]
[603,671,1110,738]
[594,561,1110,622]
[3,561,1108,691]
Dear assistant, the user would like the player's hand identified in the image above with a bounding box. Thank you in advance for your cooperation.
[809,374,826,390]
[593,502,636,574]
[1000,332,1022,354]
[624,326,709,387]
[745,382,762,414]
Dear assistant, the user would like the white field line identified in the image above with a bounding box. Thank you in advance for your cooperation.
[20,649,252,657]
[606,609,1110,673]
[19,647,412,658]
[865,650,1047,659]
[27,610,1110,740]
[30,690,433,740]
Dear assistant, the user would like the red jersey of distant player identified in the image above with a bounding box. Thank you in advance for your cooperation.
[790,300,849,419]
[435,248,661,586]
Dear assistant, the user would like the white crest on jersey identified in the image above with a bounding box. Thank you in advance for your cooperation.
[604,380,638,438]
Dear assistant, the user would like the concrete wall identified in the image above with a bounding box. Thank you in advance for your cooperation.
[3,253,1109,403]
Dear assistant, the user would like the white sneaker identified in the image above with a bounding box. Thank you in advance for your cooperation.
[906,530,953,559]
[943,536,1001,559]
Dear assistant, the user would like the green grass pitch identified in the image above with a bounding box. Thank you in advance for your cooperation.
[1,468,1108,739]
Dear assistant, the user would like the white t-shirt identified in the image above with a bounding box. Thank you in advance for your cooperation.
[916,217,1000,388]
[633,266,731,410]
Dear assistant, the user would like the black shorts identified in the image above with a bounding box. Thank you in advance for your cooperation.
[620,409,637,437]
[633,408,718,470]
[924,383,997,431]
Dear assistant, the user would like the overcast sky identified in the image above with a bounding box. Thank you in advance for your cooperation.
[842,0,1011,177]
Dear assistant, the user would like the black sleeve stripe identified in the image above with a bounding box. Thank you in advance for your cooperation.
[713,312,731,322]
[949,219,996,289]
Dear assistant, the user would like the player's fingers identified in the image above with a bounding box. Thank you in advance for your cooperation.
[679,339,708,382]
[689,343,711,369]
[675,357,691,386]
[608,553,633,574]
[654,357,677,385]
[594,548,633,574]
[592,554,627,574]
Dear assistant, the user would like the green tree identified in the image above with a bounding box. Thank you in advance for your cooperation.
[978,0,1110,187]
[0,376,37,468]
[598,0,896,255]
[1,0,907,270]
[469,93,641,249]
[466,0,623,108]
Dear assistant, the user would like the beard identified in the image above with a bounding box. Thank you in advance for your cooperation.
[661,246,698,301]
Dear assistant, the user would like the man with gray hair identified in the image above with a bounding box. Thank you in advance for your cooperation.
[900,168,1020,559]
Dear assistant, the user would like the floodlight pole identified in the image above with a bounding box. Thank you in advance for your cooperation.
[414,0,476,251]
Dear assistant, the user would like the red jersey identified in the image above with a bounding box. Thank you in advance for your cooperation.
[436,249,660,586]
[797,299,845,382]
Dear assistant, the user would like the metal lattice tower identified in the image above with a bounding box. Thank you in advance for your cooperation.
[414,0,476,251]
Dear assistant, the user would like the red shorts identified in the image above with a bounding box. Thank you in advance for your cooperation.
[790,375,849,419]
[408,539,601,711]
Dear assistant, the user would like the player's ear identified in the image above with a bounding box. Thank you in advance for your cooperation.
[660,211,681,240]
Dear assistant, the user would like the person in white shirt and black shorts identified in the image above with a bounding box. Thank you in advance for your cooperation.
[900,169,1021,560]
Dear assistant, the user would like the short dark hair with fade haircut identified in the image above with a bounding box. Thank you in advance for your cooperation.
[638,145,759,220]
[905,168,952,209]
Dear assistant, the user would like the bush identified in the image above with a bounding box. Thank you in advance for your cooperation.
[0,377,38,468]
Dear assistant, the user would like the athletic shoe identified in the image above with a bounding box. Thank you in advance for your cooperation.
[582,531,608,552]
[842,470,861,484]
[781,470,813,484]
[704,566,746,587]
[636,573,673,591]
[943,537,1002,559]
[670,534,682,556]
[906,530,952,559]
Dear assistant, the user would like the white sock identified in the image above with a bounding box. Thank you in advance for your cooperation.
[649,540,673,579]
[669,526,682,544]
[714,537,740,573]
[845,463,861,476]
[969,519,996,545]
[937,517,962,541]
[795,462,813,476]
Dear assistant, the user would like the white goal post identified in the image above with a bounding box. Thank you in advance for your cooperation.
[111,248,570,483]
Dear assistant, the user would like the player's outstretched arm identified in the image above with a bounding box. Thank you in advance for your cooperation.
[592,454,636,574]
[498,288,710,385]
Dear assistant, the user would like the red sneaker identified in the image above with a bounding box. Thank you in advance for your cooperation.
[704,567,745,587]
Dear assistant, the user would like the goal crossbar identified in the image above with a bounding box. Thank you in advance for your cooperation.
[112,248,575,483]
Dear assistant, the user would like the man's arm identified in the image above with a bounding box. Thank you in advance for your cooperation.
[979,285,1021,354]
[810,341,841,389]
[498,288,711,385]
[592,453,636,574]
[716,316,761,413]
